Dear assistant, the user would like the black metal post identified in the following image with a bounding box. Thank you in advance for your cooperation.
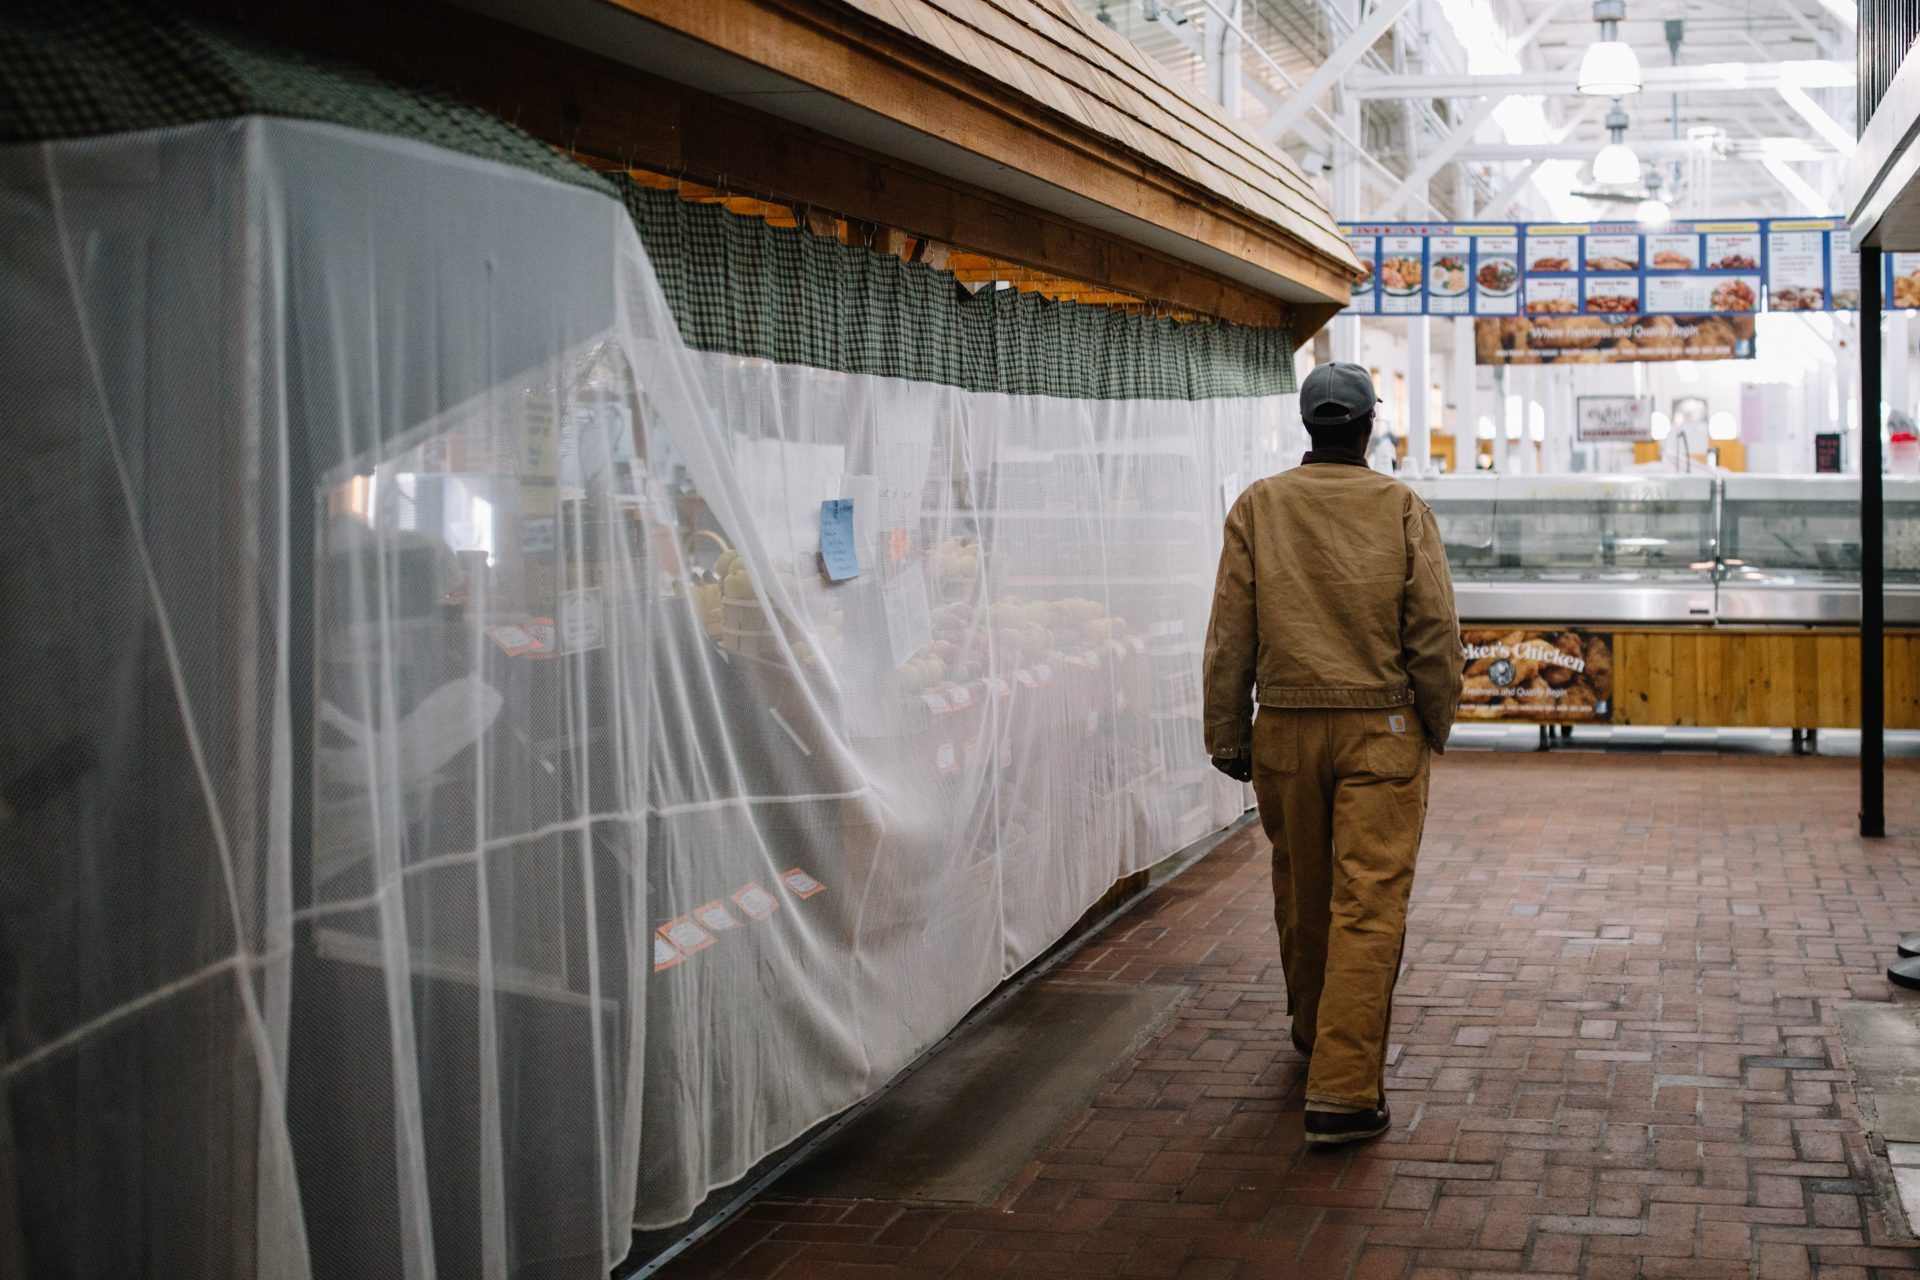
[1862,247,1885,843]
[1863,247,1920,984]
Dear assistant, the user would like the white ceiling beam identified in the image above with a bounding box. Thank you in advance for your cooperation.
[1769,0,1828,47]
[1458,99,1598,220]
[1777,84,1857,154]
[1510,0,1580,54]
[1759,155,1836,213]
[1481,159,1546,216]
[1183,0,1439,212]
[1150,10,1333,151]
[1450,138,1837,162]
[1259,0,1422,143]
[1343,59,1854,99]
[1810,0,1857,30]
[1377,96,1506,216]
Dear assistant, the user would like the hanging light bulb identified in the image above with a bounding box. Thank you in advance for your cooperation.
[1592,99,1640,185]
[1577,0,1643,96]
[1635,171,1671,227]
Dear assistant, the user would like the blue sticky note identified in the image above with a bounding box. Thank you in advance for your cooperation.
[820,499,861,581]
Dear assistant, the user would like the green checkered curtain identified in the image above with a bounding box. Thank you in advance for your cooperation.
[0,0,613,194]
[617,180,1295,400]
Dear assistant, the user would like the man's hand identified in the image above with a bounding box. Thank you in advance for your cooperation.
[1210,752,1253,783]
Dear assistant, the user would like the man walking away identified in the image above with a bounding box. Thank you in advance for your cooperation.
[1201,362,1462,1147]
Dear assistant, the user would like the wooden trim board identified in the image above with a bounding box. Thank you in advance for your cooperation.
[1604,628,1920,730]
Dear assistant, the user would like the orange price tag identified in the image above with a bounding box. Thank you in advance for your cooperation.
[732,882,780,921]
[780,867,826,898]
[658,916,715,956]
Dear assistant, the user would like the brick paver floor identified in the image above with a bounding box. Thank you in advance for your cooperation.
[658,753,1920,1279]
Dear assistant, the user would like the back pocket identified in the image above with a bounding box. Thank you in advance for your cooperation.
[1253,709,1298,776]
[1364,711,1423,780]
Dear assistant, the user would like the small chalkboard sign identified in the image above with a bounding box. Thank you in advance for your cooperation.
[1815,432,1843,474]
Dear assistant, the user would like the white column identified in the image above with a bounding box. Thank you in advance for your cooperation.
[1802,369,1825,472]
[1332,94,1362,367]
[1205,0,1243,115]
[1517,367,1537,474]
[1835,315,1857,470]
[1453,317,1476,476]
[1408,315,1431,474]
[1497,366,1515,472]
[1541,367,1563,474]
[1888,310,1912,422]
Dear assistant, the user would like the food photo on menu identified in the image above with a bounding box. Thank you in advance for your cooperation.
[1583,234,1639,272]
[1379,254,1423,293]
[1771,285,1824,310]
[1476,257,1518,295]
[1524,278,1578,314]
[1525,232,1577,273]
[1430,253,1469,295]
[1646,233,1698,271]
[1584,278,1640,313]
[1708,278,1758,311]
[1705,229,1762,271]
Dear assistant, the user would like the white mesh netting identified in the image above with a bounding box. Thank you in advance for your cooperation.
[0,118,1301,1277]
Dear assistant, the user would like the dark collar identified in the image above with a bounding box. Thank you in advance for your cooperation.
[1301,448,1370,468]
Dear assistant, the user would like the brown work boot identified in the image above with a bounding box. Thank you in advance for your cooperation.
[1290,1031,1312,1057]
[1303,1105,1390,1147]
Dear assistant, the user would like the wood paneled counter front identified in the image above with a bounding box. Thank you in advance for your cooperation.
[1600,628,1919,729]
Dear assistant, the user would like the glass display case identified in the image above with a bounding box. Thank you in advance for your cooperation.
[1409,475,1719,623]
[1718,475,1920,623]
[1412,473,1920,625]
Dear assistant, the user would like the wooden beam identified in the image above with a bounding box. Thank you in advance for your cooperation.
[177,0,1334,333]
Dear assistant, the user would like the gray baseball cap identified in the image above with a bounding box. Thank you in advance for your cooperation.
[1300,362,1382,427]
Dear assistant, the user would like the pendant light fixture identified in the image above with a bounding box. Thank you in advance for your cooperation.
[1577,0,1643,97]
[1592,99,1640,185]
[1635,173,1671,228]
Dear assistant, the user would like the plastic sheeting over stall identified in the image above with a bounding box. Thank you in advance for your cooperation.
[0,116,1301,1277]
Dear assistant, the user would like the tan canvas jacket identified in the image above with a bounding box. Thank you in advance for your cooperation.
[1202,457,1463,757]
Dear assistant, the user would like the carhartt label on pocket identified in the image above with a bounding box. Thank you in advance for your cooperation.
[1388,714,1407,734]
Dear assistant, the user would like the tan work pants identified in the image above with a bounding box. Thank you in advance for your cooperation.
[1251,706,1430,1108]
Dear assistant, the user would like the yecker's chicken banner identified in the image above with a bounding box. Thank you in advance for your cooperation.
[1459,629,1614,723]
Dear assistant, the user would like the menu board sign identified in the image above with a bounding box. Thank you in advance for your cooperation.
[1459,629,1614,723]
[1576,396,1655,442]
[1474,313,1757,365]
[1341,218,1906,315]
[1815,432,1844,473]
